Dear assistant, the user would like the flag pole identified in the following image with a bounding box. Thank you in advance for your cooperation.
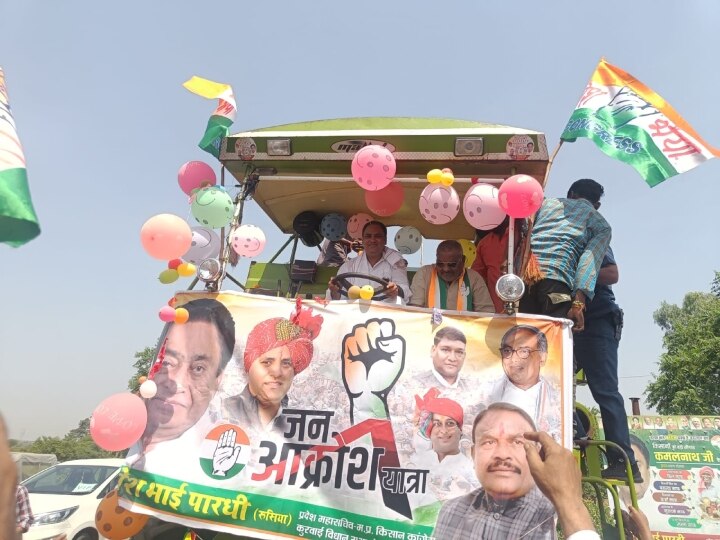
[543,140,564,188]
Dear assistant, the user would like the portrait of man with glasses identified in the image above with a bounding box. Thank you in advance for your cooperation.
[409,240,494,312]
[485,325,561,441]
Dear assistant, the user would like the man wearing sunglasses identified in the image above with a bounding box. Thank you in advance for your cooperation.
[409,396,479,503]
[486,325,561,442]
[409,240,494,312]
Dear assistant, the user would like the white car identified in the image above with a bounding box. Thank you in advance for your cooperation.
[23,458,125,540]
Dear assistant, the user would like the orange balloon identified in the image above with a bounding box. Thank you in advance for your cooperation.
[95,489,149,540]
[174,307,190,324]
[137,376,147,385]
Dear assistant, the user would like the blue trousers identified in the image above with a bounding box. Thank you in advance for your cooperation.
[573,311,637,464]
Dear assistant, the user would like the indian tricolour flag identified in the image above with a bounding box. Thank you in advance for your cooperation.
[560,58,720,187]
[0,68,40,246]
[183,76,236,159]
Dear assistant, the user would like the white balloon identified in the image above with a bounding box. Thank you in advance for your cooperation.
[394,226,423,255]
[139,380,158,399]
[182,226,221,264]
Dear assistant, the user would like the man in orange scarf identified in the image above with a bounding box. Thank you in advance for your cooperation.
[409,240,494,313]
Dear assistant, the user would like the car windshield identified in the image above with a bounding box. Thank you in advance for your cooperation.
[23,464,118,495]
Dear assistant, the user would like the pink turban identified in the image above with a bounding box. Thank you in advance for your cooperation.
[700,466,715,478]
[243,302,323,374]
[425,397,464,427]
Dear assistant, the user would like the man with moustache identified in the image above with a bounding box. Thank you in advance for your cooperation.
[327,220,410,304]
[433,402,556,539]
[409,397,478,502]
[409,240,493,312]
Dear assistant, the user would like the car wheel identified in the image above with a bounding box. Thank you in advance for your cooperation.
[74,529,98,540]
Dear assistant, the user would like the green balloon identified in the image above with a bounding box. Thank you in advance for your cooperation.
[191,186,234,229]
[158,269,179,284]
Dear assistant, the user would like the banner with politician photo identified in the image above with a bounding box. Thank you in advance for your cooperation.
[613,415,720,539]
[119,290,573,539]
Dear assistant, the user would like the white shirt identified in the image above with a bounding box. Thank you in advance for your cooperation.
[502,379,543,420]
[329,247,411,304]
[126,412,216,485]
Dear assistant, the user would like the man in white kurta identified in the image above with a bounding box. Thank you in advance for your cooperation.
[328,220,410,303]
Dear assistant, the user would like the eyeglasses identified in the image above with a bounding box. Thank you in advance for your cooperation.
[499,347,540,359]
[432,419,459,431]
[435,259,462,269]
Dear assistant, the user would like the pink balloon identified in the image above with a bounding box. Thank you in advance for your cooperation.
[419,184,460,225]
[230,224,267,258]
[347,213,373,239]
[90,393,147,451]
[351,145,396,191]
[463,183,508,230]
[140,214,193,260]
[365,182,404,216]
[158,305,176,322]
[498,174,544,218]
[178,161,216,195]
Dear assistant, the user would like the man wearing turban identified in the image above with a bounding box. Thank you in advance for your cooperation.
[409,393,479,503]
[224,303,323,433]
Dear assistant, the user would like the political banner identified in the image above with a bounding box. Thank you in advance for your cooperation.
[616,415,720,539]
[121,291,573,539]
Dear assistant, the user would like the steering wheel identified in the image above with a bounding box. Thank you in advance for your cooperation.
[332,272,405,301]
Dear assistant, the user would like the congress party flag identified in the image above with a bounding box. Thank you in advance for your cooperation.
[183,76,236,158]
[0,68,40,246]
[560,58,720,187]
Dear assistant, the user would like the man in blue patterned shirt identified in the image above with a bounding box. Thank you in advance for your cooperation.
[520,179,611,332]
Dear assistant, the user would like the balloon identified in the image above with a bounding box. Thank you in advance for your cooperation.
[231,224,267,258]
[158,269,179,284]
[177,262,196,277]
[419,184,460,225]
[320,213,348,241]
[90,393,147,451]
[498,174,544,218]
[182,226,221,264]
[95,489,149,540]
[440,168,455,186]
[174,307,189,324]
[359,285,375,300]
[365,182,404,216]
[137,375,147,385]
[394,226,423,255]
[139,379,157,399]
[178,161,216,195]
[351,145,396,191]
[159,305,176,322]
[346,213,373,239]
[167,258,182,270]
[463,183,507,230]
[140,214,193,260]
[191,186,234,228]
[347,285,362,299]
[427,169,443,183]
[458,239,477,267]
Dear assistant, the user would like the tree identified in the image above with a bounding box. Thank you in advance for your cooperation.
[645,274,720,415]
[127,344,157,392]
[66,417,90,440]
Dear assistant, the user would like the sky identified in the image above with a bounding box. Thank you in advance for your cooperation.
[1,1,719,440]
